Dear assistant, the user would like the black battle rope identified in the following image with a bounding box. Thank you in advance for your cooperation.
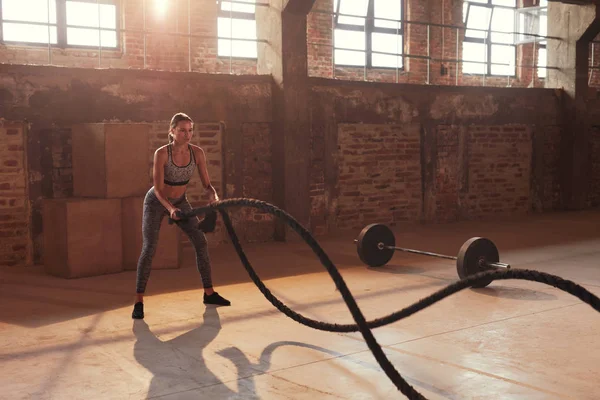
[176,198,600,400]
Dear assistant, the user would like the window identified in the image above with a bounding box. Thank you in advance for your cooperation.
[333,0,404,69]
[0,0,118,48]
[462,0,516,76]
[217,0,257,59]
[65,1,118,48]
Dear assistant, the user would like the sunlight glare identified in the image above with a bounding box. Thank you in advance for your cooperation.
[154,0,168,15]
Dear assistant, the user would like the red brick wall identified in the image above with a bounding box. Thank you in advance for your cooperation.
[465,125,532,217]
[435,125,462,222]
[307,0,334,79]
[0,121,31,266]
[309,120,327,235]
[432,124,561,221]
[0,0,256,74]
[237,122,274,242]
[336,123,422,230]
[49,128,73,199]
[542,125,562,211]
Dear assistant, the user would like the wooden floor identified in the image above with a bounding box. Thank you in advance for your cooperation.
[1,209,599,399]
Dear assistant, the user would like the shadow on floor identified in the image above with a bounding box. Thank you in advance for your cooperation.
[133,306,261,399]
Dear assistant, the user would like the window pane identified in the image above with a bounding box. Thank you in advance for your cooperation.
[218,18,256,40]
[3,22,57,43]
[539,14,547,37]
[334,29,365,65]
[218,39,257,58]
[466,6,492,39]
[462,41,486,74]
[336,0,368,26]
[66,2,116,29]
[372,32,403,68]
[334,29,365,51]
[231,39,257,58]
[374,0,401,29]
[538,47,547,78]
[221,0,255,14]
[492,0,516,7]
[490,44,515,75]
[335,49,365,66]
[491,7,514,44]
[217,17,257,58]
[66,27,117,47]
[2,0,57,24]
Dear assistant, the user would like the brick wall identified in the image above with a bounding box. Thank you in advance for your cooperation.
[310,119,327,235]
[432,124,559,220]
[542,125,562,211]
[589,126,600,207]
[236,122,274,242]
[336,123,421,230]
[465,125,532,217]
[49,128,73,198]
[434,125,462,222]
[0,0,256,75]
[0,121,31,266]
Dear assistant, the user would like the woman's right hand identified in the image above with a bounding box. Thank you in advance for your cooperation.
[169,208,181,220]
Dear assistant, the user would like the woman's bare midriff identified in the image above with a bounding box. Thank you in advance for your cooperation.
[162,184,187,200]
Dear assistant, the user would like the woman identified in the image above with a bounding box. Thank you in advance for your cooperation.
[132,112,230,320]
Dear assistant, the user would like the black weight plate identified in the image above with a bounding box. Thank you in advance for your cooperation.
[356,223,395,267]
[456,237,498,288]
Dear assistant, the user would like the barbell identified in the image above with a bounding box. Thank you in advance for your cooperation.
[354,223,511,288]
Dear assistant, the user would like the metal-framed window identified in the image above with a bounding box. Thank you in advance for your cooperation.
[333,0,404,69]
[0,0,119,49]
[217,0,257,59]
[462,0,517,76]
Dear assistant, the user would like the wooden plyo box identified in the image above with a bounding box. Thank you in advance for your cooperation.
[121,197,183,271]
[42,198,123,278]
[71,123,150,198]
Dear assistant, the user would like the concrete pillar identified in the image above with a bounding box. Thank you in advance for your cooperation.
[256,1,315,240]
[547,2,600,209]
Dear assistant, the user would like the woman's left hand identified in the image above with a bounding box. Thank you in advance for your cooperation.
[208,191,219,204]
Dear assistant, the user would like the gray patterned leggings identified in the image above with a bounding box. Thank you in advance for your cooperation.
[135,187,213,293]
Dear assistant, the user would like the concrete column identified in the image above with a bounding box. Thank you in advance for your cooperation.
[547,2,600,209]
[256,0,315,240]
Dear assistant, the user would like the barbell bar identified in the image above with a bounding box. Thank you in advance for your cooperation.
[354,223,511,288]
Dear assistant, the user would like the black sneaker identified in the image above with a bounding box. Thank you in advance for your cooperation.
[203,292,231,306]
[132,302,144,319]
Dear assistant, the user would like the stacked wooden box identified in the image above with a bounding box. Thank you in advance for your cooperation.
[43,123,182,278]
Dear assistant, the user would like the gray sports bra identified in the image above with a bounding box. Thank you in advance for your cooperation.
[163,144,196,186]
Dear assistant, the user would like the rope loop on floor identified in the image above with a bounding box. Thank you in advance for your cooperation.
[177,198,600,400]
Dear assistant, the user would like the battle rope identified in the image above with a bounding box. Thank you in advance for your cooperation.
[175,198,600,400]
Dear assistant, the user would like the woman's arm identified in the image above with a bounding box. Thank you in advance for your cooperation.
[193,146,219,203]
[152,148,178,216]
